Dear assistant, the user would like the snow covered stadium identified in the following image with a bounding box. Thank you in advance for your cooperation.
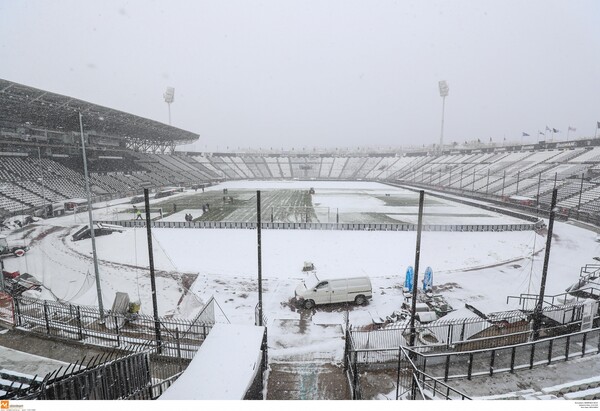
[1,79,600,401]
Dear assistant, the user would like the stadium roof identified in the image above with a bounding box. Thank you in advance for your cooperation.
[0,78,199,146]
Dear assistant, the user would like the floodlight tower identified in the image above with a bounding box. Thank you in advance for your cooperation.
[163,87,175,125]
[438,81,449,152]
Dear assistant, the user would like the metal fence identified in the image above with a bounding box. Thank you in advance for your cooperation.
[98,219,541,232]
[411,326,600,382]
[13,296,214,359]
[344,303,600,399]
[8,344,186,400]
[349,303,598,359]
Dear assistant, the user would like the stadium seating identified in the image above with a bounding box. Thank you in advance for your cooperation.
[3,141,600,221]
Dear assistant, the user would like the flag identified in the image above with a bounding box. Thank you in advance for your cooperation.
[568,126,576,132]
[522,132,530,137]
[538,131,544,135]
[597,121,600,129]
[545,126,551,132]
[553,128,559,133]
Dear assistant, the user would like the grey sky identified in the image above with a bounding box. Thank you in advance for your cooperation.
[1,0,599,151]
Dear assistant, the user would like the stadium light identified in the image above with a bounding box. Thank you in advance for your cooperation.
[438,81,449,152]
[163,87,175,125]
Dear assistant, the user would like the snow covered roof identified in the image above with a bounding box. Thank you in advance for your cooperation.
[159,323,265,400]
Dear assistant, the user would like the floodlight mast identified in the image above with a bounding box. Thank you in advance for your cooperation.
[163,87,175,125]
[438,81,449,152]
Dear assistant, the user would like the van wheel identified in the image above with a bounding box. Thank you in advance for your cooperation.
[13,249,25,257]
[303,299,315,309]
[355,295,366,306]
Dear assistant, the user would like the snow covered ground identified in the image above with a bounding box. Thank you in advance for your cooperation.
[2,180,599,399]
[3,181,595,325]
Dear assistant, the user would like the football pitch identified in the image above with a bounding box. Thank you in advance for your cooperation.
[146,183,524,226]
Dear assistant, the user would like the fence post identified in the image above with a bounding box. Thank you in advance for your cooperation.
[548,339,553,364]
[489,349,495,376]
[353,352,359,400]
[176,327,182,360]
[510,346,516,373]
[396,347,402,400]
[467,353,474,380]
[581,332,587,357]
[444,355,450,382]
[13,297,21,327]
[529,343,535,369]
[343,326,350,370]
[76,305,83,340]
[114,315,120,346]
[43,301,50,334]
[565,335,571,360]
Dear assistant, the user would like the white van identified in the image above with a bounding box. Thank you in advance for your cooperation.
[294,275,372,309]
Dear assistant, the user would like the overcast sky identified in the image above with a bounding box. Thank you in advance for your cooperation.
[1,0,599,151]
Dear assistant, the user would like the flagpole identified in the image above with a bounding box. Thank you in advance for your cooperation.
[567,127,570,141]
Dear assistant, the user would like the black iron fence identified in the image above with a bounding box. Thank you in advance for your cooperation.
[395,346,471,400]
[411,326,600,382]
[13,296,213,359]
[8,344,186,400]
[344,302,600,399]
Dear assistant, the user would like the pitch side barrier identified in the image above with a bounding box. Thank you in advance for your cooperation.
[98,220,541,232]
[385,182,545,226]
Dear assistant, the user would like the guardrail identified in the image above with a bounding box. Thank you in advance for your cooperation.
[13,296,212,360]
[411,326,600,382]
[97,219,541,232]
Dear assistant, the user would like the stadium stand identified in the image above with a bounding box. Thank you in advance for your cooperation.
[3,77,600,227]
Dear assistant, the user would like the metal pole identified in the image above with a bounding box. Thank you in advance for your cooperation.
[79,112,105,322]
[409,190,425,347]
[486,169,490,195]
[533,189,558,340]
[167,103,172,125]
[516,171,520,195]
[439,96,446,151]
[536,172,542,207]
[144,188,162,353]
[37,147,46,217]
[501,170,506,197]
[472,169,476,191]
[257,191,263,326]
[0,259,5,291]
[577,172,585,210]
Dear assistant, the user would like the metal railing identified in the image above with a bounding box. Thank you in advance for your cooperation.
[13,296,213,359]
[396,346,471,400]
[98,219,540,232]
[411,326,600,382]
